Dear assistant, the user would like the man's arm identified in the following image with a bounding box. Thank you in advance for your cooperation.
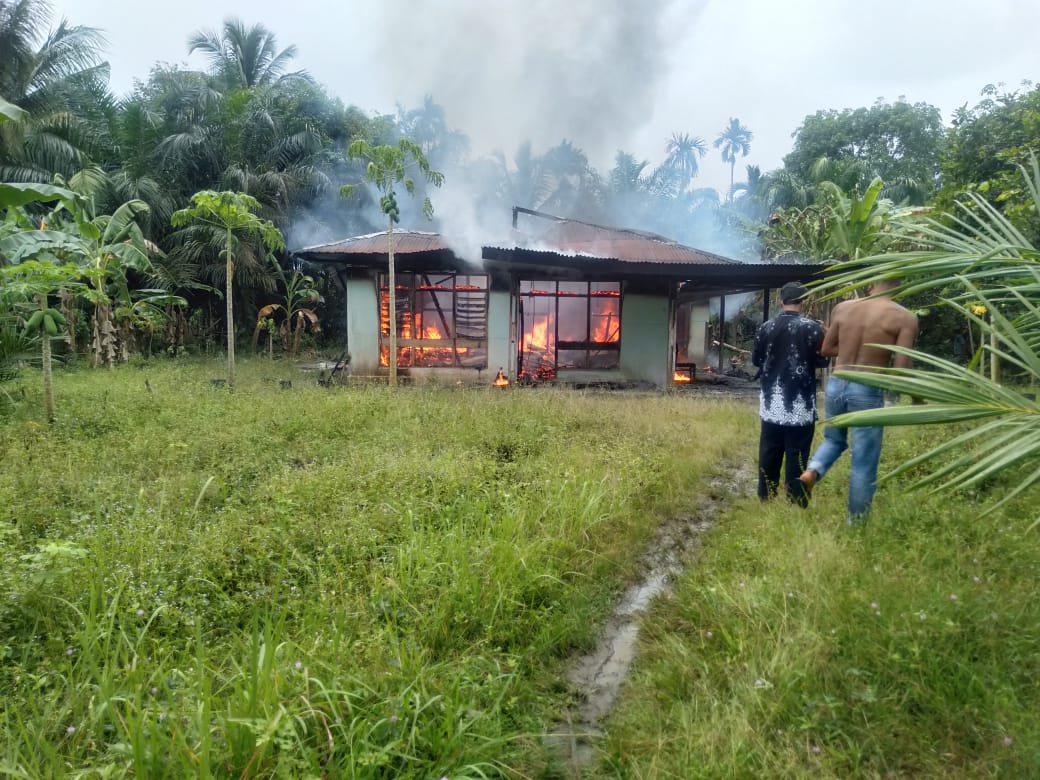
[891,313,919,371]
[751,323,767,368]
[811,322,830,368]
[820,314,840,358]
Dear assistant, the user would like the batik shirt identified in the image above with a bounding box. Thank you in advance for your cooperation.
[752,311,828,425]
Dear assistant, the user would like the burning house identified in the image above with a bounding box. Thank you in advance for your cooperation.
[293,209,830,388]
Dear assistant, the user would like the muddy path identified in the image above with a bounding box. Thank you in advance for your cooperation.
[547,462,754,773]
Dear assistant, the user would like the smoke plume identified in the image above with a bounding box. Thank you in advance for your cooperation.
[370,0,705,170]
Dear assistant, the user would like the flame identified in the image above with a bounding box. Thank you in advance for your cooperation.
[492,368,510,387]
[590,299,620,343]
[673,372,692,384]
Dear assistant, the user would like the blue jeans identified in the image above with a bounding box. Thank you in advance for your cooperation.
[807,378,885,521]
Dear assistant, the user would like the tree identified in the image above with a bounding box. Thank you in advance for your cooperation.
[0,163,75,395]
[252,263,320,359]
[0,0,111,183]
[663,132,707,192]
[188,18,308,91]
[714,118,752,194]
[939,82,1040,242]
[171,191,285,390]
[809,155,1040,519]
[0,258,79,421]
[784,99,944,206]
[339,139,443,387]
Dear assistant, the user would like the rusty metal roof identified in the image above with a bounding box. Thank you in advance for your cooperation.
[510,218,740,265]
[297,230,453,257]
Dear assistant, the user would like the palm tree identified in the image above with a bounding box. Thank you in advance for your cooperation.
[609,151,651,195]
[172,191,285,390]
[663,132,707,192]
[714,118,753,195]
[188,18,308,91]
[0,0,110,182]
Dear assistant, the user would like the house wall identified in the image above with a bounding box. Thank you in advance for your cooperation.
[344,274,673,388]
[343,273,512,385]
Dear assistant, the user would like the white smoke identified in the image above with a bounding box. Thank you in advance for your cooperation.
[369,0,707,171]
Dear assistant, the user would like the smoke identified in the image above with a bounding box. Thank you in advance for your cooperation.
[370,0,706,170]
[289,0,763,263]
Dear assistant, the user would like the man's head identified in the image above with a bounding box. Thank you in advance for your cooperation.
[780,281,808,308]
[869,278,900,295]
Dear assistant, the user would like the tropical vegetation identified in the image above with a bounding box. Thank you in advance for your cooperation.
[1,2,1039,773]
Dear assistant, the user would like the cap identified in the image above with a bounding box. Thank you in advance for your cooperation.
[780,281,809,304]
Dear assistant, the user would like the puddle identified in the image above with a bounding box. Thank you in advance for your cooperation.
[547,467,751,773]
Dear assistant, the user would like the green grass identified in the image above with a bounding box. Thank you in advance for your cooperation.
[0,357,752,778]
[602,423,1040,778]
[2,359,1037,778]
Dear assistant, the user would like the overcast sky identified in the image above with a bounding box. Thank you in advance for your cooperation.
[51,0,1040,195]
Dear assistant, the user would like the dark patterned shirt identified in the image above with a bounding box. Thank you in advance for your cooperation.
[752,311,827,425]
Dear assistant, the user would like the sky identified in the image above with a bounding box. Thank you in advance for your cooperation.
[49,0,1040,197]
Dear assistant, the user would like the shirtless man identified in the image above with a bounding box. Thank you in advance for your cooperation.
[799,279,919,521]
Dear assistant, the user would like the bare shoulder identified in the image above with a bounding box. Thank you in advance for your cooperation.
[892,300,919,324]
[829,299,854,320]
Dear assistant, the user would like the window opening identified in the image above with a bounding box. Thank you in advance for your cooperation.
[379,273,488,368]
[519,281,620,380]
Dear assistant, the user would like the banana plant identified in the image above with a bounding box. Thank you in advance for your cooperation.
[251,266,320,360]
[819,176,894,262]
[13,195,158,366]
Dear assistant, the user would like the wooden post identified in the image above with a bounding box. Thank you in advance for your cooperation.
[717,294,726,373]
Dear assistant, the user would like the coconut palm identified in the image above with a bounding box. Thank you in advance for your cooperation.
[714,117,753,195]
[188,18,308,91]
[812,155,1040,519]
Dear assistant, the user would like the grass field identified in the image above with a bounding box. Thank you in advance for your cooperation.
[0,358,1036,778]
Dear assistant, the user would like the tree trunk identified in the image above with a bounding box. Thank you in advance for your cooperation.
[226,224,235,391]
[387,219,397,388]
[39,295,55,423]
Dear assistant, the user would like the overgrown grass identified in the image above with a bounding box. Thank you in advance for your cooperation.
[603,421,1040,778]
[0,358,752,778]
[4,360,1037,777]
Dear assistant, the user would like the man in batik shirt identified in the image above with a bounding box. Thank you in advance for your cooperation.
[751,281,828,507]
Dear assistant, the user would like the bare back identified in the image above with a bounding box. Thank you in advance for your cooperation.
[821,296,918,371]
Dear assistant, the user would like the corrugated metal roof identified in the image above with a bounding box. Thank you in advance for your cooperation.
[298,230,452,256]
[296,213,742,268]
[489,217,740,265]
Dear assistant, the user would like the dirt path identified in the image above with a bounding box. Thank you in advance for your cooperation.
[547,463,753,773]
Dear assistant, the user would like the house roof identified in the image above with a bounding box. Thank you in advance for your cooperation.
[292,218,836,295]
[296,230,453,260]
[490,215,740,265]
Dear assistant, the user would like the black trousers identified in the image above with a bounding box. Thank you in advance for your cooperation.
[758,420,815,507]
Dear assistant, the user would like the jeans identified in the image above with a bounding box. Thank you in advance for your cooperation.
[758,420,815,507]
[806,377,885,521]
